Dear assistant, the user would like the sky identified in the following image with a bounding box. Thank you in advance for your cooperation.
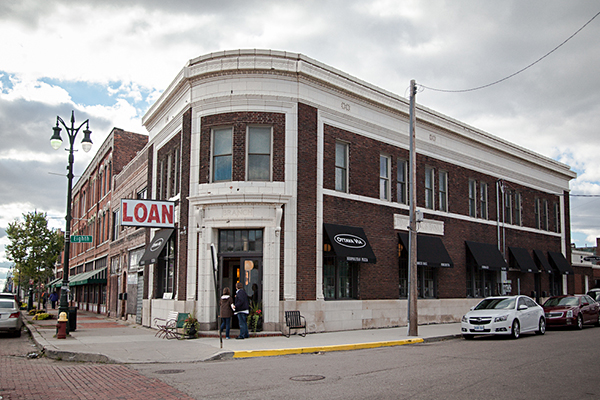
[1,0,600,290]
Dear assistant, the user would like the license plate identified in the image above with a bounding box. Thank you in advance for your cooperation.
[473,325,485,331]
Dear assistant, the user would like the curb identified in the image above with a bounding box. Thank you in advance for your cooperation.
[232,337,425,358]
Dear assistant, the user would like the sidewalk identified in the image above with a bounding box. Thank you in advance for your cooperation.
[24,309,462,364]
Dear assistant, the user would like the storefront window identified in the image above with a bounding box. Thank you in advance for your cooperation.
[398,260,436,299]
[157,236,176,298]
[323,256,359,300]
[466,266,496,298]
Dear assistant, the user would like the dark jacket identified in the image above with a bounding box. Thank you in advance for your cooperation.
[234,288,249,314]
[219,295,233,318]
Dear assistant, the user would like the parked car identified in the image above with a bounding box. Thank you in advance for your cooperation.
[542,295,600,329]
[587,288,600,303]
[461,295,545,340]
[0,292,19,302]
[0,298,23,337]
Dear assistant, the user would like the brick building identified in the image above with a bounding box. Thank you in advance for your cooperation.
[55,128,147,314]
[137,50,577,332]
[108,146,149,322]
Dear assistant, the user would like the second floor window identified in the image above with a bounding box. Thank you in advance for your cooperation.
[397,159,407,204]
[515,192,522,226]
[480,182,488,220]
[213,127,233,182]
[535,198,541,229]
[380,155,390,200]
[542,199,549,230]
[438,170,448,212]
[504,191,512,224]
[468,180,477,217]
[425,166,434,209]
[554,202,561,233]
[247,126,271,181]
[335,142,348,192]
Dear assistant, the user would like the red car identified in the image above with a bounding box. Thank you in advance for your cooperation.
[543,295,600,329]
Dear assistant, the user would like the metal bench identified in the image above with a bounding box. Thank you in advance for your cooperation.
[153,311,187,339]
[284,310,306,337]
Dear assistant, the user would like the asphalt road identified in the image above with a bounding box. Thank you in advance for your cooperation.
[2,325,598,399]
[132,326,599,400]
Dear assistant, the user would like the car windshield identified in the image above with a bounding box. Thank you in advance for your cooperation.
[474,298,515,310]
[0,300,16,309]
[543,297,579,307]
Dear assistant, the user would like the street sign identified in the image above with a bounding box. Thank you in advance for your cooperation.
[71,235,92,243]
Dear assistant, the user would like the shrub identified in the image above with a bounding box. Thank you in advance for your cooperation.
[33,313,52,320]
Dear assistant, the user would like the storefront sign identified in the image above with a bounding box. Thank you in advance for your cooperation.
[121,199,175,228]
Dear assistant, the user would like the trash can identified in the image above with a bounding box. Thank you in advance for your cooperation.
[68,306,78,332]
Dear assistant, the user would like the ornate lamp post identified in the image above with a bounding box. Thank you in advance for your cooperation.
[50,111,92,335]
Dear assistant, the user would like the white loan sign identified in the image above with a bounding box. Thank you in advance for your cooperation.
[120,199,175,228]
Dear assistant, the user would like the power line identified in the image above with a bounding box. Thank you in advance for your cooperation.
[419,10,600,93]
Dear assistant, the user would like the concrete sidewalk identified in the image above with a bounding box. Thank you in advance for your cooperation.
[24,309,462,364]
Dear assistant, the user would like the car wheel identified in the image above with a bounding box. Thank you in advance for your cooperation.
[511,320,520,339]
[535,317,546,335]
[595,313,600,327]
[463,334,474,340]
[14,328,21,338]
[576,314,583,330]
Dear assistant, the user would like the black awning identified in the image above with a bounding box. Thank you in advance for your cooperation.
[139,229,174,266]
[398,232,453,267]
[323,223,377,263]
[466,241,507,271]
[533,250,553,273]
[548,251,574,275]
[508,247,539,273]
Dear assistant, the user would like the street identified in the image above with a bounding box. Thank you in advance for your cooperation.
[1,326,598,400]
[132,326,599,400]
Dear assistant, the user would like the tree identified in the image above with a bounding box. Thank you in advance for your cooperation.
[5,211,63,296]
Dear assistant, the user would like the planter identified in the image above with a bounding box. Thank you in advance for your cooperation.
[249,316,263,333]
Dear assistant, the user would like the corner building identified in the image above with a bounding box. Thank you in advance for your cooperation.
[141,50,576,332]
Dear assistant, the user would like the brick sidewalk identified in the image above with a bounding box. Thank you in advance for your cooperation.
[0,357,195,400]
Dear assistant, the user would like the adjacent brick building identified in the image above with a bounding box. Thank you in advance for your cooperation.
[55,128,147,315]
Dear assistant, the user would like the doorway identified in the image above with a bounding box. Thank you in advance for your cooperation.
[220,257,262,328]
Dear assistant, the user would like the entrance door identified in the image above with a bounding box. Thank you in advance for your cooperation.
[220,257,262,328]
[241,258,261,307]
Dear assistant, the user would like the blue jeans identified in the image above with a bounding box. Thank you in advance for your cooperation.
[220,317,231,338]
[237,313,249,338]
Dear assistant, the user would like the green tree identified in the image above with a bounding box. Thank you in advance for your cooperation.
[5,211,63,297]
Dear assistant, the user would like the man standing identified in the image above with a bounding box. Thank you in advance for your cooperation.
[234,281,250,339]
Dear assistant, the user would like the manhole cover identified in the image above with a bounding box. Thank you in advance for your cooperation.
[290,375,325,382]
[155,369,185,375]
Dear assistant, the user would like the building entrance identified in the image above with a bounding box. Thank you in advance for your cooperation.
[220,257,262,328]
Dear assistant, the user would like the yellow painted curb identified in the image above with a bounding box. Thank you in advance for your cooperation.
[233,338,424,358]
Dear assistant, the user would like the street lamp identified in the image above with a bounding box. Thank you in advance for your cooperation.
[50,110,92,335]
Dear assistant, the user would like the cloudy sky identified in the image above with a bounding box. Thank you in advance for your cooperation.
[1,0,600,290]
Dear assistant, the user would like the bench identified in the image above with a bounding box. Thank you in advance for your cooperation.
[153,311,187,339]
[284,310,306,337]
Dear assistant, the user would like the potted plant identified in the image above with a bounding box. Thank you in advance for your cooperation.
[183,313,199,338]
[248,301,263,333]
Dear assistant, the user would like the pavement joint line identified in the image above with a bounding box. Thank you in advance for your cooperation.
[232,338,425,358]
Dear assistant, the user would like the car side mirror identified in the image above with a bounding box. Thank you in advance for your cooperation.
[518,304,528,311]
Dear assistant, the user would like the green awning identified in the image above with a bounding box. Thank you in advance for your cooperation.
[47,277,62,288]
[69,267,107,286]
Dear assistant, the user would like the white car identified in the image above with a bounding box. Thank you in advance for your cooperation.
[0,298,23,337]
[461,295,546,339]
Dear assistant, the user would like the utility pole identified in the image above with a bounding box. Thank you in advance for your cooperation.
[407,79,418,336]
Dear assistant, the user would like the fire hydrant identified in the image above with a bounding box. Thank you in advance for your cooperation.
[57,312,68,339]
